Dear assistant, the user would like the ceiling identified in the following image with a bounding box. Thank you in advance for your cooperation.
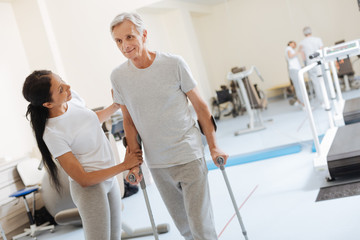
[178,0,230,5]
[0,0,231,4]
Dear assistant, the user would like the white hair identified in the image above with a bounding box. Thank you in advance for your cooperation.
[303,26,312,36]
[110,12,145,38]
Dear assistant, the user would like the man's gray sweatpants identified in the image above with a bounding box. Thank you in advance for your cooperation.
[150,158,218,240]
[70,178,121,240]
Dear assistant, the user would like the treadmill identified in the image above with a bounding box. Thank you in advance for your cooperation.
[324,40,360,180]
[343,97,360,125]
[335,41,360,125]
[321,40,360,127]
[298,39,360,181]
[327,122,360,180]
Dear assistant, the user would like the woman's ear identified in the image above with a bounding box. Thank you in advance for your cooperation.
[42,102,52,109]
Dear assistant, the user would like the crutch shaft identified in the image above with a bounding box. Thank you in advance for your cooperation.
[123,136,159,239]
[220,168,248,240]
[141,185,159,239]
[217,157,249,240]
[128,169,159,239]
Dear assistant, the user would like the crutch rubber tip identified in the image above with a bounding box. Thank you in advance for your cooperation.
[156,224,170,234]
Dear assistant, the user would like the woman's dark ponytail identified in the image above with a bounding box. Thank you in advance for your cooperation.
[23,70,61,192]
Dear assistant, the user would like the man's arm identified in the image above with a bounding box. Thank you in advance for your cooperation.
[120,104,142,183]
[186,87,228,166]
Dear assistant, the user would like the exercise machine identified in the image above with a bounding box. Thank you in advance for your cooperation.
[227,66,268,136]
[211,84,243,120]
[321,39,360,126]
[334,40,358,92]
[0,223,7,240]
[298,39,360,180]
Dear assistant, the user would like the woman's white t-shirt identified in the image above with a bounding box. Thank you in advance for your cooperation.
[285,46,301,70]
[43,90,115,180]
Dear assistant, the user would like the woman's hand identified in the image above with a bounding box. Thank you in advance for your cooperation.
[122,147,143,170]
[123,147,143,185]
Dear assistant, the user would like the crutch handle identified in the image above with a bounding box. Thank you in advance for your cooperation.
[216,156,226,170]
[128,173,137,183]
[128,167,143,183]
[216,156,225,166]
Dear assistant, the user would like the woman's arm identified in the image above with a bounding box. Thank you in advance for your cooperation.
[96,103,121,124]
[287,49,298,59]
[95,89,121,124]
[56,147,142,188]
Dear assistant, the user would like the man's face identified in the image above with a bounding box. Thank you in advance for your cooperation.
[112,20,146,61]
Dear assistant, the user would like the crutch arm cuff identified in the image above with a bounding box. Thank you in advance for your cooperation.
[198,115,217,135]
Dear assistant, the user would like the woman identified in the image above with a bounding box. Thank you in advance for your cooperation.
[285,41,304,107]
[22,70,143,240]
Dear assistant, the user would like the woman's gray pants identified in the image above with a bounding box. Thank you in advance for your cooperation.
[289,68,304,104]
[70,178,121,240]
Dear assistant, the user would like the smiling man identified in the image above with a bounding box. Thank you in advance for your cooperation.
[109,12,228,240]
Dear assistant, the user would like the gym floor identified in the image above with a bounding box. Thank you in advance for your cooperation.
[19,89,360,240]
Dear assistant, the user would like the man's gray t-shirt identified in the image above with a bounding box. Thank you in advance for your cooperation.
[300,36,323,65]
[111,52,204,168]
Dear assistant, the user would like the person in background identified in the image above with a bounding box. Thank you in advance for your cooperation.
[22,70,143,240]
[285,41,304,108]
[299,26,324,105]
[109,12,228,240]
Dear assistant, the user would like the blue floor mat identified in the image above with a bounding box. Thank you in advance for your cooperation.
[207,143,302,170]
[311,134,325,152]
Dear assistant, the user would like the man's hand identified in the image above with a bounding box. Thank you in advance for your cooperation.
[210,147,229,168]
[126,166,143,185]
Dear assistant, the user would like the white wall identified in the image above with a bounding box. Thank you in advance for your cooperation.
[192,0,360,96]
[139,6,213,103]
[0,0,163,161]
[2,0,360,161]
[11,0,57,71]
[0,2,34,160]
[31,0,162,108]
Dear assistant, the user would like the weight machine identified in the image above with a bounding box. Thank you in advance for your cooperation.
[227,66,268,136]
